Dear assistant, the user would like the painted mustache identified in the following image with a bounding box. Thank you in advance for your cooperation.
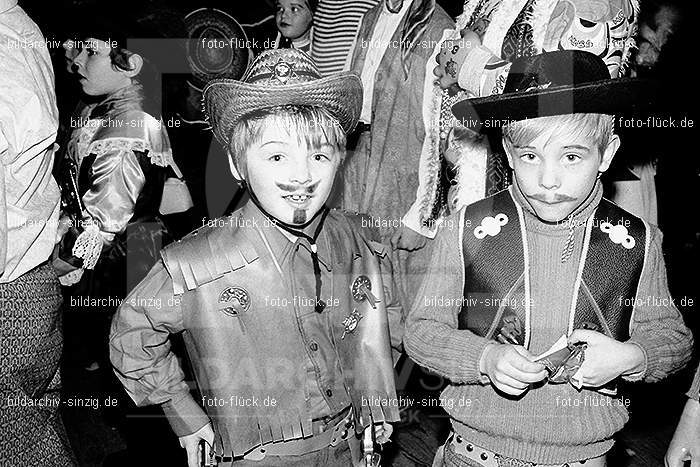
[276,181,319,194]
[528,193,577,203]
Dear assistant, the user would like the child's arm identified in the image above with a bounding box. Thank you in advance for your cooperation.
[568,227,694,386]
[623,226,694,382]
[109,260,211,438]
[403,212,546,393]
[403,215,487,383]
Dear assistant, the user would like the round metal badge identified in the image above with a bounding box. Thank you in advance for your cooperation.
[219,286,250,316]
[351,275,372,302]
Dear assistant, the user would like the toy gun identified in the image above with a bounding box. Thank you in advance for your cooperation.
[55,155,88,267]
[362,425,381,467]
[200,440,216,466]
[58,156,85,222]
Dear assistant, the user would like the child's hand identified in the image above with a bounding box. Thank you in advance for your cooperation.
[391,226,428,251]
[179,422,214,467]
[434,34,480,91]
[373,421,393,444]
[55,215,72,244]
[567,330,645,387]
[480,343,547,396]
[459,28,482,48]
[665,398,699,466]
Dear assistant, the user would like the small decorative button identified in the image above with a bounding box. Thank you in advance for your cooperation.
[474,214,509,239]
[600,222,635,249]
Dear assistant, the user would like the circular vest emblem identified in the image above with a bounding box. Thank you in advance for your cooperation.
[219,286,250,316]
[351,275,372,302]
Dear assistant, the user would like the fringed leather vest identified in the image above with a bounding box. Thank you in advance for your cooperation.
[160,208,399,457]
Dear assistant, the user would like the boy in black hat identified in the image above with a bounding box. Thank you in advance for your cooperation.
[404,50,693,466]
[110,48,401,467]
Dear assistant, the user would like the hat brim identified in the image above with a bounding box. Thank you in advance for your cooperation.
[185,8,251,90]
[204,73,363,149]
[452,78,661,132]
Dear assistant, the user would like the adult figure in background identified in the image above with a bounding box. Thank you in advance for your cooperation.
[344,0,454,310]
[0,0,75,464]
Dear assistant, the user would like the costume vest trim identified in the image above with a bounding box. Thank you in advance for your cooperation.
[161,209,399,457]
[457,188,649,347]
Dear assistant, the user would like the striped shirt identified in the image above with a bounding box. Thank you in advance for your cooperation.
[312,0,380,76]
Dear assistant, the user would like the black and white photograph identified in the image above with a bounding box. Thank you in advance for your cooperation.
[1,0,697,465]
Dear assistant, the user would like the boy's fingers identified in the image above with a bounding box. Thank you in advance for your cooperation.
[203,424,215,445]
[493,372,528,391]
[505,363,547,383]
[568,329,599,345]
[185,442,199,467]
[512,346,536,360]
[492,375,528,396]
[509,352,547,374]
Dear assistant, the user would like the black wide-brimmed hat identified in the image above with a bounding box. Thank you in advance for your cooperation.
[452,50,660,132]
[185,8,251,91]
[203,48,362,155]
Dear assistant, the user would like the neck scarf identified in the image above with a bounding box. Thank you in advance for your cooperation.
[248,188,330,313]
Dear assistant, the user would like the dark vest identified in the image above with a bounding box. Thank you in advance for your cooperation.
[160,208,399,457]
[457,188,647,348]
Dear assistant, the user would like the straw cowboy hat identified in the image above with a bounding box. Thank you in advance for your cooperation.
[203,48,362,151]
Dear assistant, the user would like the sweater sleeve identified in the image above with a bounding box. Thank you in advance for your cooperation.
[624,226,694,383]
[403,209,493,384]
[109,260,210,437]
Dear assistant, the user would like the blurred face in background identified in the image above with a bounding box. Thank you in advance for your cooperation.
[275,0,313,40]
[71,38,139,96]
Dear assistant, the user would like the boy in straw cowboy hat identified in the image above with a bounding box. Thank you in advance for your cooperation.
[110,48,401,467]
[404,49,693,466]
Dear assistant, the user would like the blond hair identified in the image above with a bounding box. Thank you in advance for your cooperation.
[229,105,346,175]
[502,114,615,156]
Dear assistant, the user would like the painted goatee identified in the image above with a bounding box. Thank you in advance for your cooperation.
[293,209,307,224]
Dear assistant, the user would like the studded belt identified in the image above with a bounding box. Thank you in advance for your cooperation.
[448,433,597,467]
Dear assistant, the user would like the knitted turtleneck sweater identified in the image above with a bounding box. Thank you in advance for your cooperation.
[404,182,693,464]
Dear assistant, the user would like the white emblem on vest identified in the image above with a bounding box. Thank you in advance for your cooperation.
[600,222,635,249]
[474,214,509,239]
